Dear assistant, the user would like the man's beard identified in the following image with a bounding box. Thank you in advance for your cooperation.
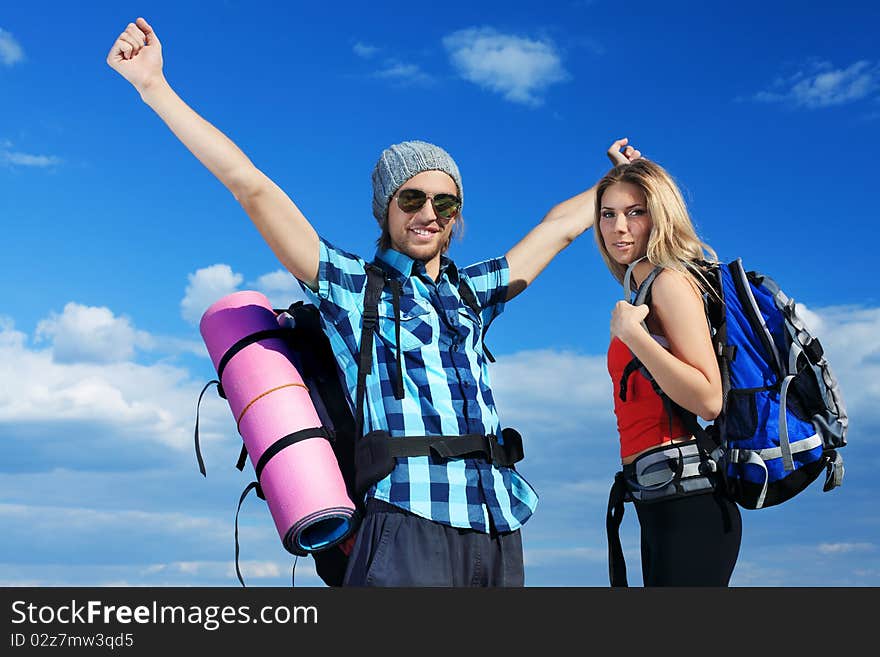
[393,232,450,261]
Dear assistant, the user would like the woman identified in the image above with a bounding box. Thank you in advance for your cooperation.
[596,155,742,586]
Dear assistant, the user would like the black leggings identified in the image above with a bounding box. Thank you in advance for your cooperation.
[634,491,742,586]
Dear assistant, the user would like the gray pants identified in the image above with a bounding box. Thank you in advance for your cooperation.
[342,498,524,587]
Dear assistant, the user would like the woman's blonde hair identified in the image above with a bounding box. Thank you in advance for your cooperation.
[593,159,718,296]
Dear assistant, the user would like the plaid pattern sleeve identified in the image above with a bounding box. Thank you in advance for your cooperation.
[302,238,367,323]
[297,238,368,374]
[459,256,509,327]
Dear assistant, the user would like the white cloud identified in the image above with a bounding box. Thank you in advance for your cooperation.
[443,27,569,106]
[728,559,792,586]
[490,349,611,433]
[250,269,308,310]
[1,139,61,169]
[524,545,607,566]
[144,560,283,578]
[353,42,378,58]
[35,302,153,364]
[559,478,617,496]
[151,336,209,358]
[798,304,880,424]
[0,27,24,67]
[0,502,223,536]
[817,542,876,555]
[373,60,433,85]
[352,40,432,85]
[1,149,61,168]
[753,60,880,109]
[0,559,326,587]
[181,264,244,325]
[0,316,221,451]
[229,560,283,579]
[183,264,310,324]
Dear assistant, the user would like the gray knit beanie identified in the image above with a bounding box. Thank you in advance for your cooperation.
[371,140,463,224]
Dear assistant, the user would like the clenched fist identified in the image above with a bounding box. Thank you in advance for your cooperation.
[106,17,164,93]
[610,300,649,344]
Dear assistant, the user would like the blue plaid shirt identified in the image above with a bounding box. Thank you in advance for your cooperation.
[299,237,538,533]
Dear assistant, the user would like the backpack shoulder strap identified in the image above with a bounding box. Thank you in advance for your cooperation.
[626,258,663,307]
[457,277,481,316]
[457,276,496,363]
[622,257,663,339]
[355,264,388,438]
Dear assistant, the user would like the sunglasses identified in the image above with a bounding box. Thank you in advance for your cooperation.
[394,188,462,219]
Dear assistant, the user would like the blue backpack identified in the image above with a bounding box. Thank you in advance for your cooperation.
[628,257,848,510]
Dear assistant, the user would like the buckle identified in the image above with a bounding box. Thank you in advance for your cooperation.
[487,434,502,463]
[494,428,524,466]
[362,308,379,330]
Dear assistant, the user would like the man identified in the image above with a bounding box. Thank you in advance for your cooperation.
[107,17,639,586]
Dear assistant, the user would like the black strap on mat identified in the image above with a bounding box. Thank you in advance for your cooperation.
[234,431,336,587]
[253,426,331,481]
[235,444,249,472]
[193,379,221,477]
[215,328,292,398]
[193,326,304,477]
[232,427,331,588]
[235,480,263,587]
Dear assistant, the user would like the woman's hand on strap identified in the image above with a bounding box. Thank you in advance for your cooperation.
[610,300,650,344]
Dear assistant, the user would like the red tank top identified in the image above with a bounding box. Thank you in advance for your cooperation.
[607,336,688,460]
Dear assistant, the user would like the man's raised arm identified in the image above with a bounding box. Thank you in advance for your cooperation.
[504,138,641,300]
[106,17,320,289]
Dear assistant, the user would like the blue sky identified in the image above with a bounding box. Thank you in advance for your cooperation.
[1,0,878,587]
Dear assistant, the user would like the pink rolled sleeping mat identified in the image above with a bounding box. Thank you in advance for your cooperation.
[199,290,356,555]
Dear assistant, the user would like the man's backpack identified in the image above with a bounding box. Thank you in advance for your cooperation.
[276,299,360,587]
[626,257,848,510]
[195,261,506,587]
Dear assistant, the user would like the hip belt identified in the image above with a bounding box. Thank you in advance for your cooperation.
[606,439,718,587]
[621,440,717,502]
[355,427,524,499]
